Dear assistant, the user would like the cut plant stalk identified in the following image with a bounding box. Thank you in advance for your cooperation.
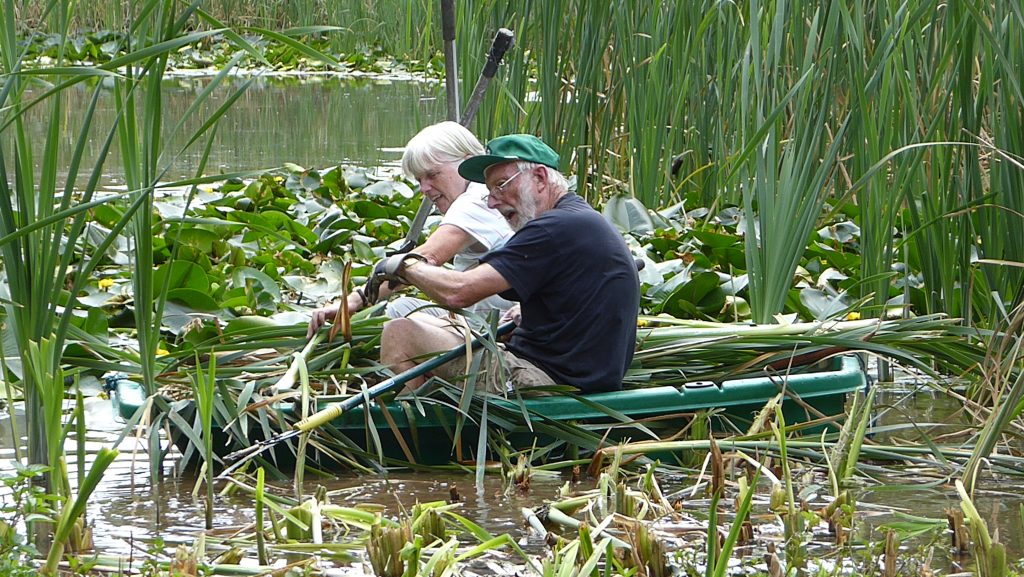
[956,479,1007,577]
[191,353,217,529]
[328,261,353,343]
[255,467,268,565]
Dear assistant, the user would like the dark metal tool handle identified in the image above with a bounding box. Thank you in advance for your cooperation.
[461,28,514,126]
[441,0,460,122]
[393,26,515,257]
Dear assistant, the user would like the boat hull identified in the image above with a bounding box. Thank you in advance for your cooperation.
[113,355,867,467]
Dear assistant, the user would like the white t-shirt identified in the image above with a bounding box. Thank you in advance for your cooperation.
[438,182,515,316]
[441,182,513,271]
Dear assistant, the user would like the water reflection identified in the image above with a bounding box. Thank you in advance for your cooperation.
[16,75,444,187]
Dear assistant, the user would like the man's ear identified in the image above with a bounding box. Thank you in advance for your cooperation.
[530,166,546,192]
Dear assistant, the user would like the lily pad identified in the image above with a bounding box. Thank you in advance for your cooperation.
[691,230,741,249]
[799,287,853,320]
[154,261,210,292]
[663,272,727,319]
[603,195,654,235]
[170,226,223,254]
[224,315,282,335]
[362,180,414,199]
[345,169,371,189]
[720,274,749,296]
[161,301,218,335]
[78,285,117,308]
[167,288,221,311]
[232,267,282,314]
[351,199,393,219]
[817,221,861,244]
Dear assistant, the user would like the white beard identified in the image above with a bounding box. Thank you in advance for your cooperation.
[509,188,538,231]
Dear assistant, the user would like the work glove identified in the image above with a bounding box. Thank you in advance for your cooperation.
[365,253,428,304]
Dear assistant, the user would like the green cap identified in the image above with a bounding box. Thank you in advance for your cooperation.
[458,134,560,183]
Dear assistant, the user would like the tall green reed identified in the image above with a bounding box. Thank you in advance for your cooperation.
[0,0,145,550]
[110,0,245,492]
[612,3,702,207]
[972,0,1024,313]
[462,0,1022,329]
[891,1,1024,323]
[688,2,745,208]
[18,0,440,61]
[1,0,277,551]
[737,1,848,324]
[841,1,928,321]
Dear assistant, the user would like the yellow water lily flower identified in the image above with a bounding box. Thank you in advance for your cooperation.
[156,348,170,356]
[637,318,650,327]
[98,278,115,289]
[846,312,861,321]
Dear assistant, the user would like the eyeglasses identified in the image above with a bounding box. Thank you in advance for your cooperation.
[485,167,528,199]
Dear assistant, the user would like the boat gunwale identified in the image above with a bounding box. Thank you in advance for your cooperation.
[113,354,866,426]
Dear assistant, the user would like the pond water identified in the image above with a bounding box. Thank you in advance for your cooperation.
[17,74,444,186]
[2,381,1022,574]
[4,75,1024,572]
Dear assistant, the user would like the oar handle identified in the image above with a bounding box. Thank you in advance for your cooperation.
[441,0,460,122]
[295,403,345,432]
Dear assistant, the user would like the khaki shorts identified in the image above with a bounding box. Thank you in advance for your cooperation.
[432,343,555,394]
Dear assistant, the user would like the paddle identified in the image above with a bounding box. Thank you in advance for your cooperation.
[392,27,516,256]
[219,321,516,476]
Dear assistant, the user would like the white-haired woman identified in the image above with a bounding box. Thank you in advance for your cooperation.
[307,122,514,338]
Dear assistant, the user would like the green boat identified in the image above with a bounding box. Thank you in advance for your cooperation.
[111,354,867,467]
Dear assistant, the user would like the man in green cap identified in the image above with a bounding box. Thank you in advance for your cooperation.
[373,134,640,394]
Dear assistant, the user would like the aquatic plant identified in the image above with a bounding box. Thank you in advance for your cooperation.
[13,0,1024,329]
[0,464,51,574]
[957,479,1009,577]
[0,0,346,561]
[0,0,191,555]
[963,302,1024,493]
[4,0,1024,571]
[190,354,217,529]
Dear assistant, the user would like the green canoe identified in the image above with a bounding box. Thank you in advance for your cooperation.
[111,354,867,467]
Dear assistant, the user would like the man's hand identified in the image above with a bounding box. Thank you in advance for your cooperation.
[366,253,428,303]
[500,304,522,326]
[307,303,340,339]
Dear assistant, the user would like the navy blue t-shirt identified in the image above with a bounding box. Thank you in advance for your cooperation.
[481,193,639,392]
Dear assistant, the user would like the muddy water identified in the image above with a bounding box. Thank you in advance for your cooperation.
[2,383,1022,572]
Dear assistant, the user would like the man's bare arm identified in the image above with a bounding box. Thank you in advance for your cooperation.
[400,259,510,310]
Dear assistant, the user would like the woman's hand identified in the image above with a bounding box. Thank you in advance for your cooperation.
[306,303,341,339]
